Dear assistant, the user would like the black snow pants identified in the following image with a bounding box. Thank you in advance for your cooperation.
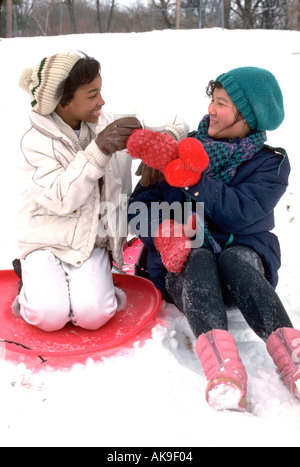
[165,245,293,342]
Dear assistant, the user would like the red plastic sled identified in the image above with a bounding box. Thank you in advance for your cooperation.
[0,269,161,361]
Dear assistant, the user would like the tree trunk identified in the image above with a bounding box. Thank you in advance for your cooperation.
[6,0,12,37]
[65,0,77,34]
[96,0,101,32]
[224,0,231,28]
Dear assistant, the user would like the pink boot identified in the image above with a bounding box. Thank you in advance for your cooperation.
[195,330,248,411]
[266,327,300,400]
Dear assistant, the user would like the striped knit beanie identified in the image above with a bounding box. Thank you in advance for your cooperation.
[19,53,82,115]
[216,67,284,131]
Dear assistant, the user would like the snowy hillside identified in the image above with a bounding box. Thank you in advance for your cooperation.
[0,28,299,448]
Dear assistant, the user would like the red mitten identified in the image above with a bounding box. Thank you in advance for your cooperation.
[165,138,209,187]
[165,158,201,187]
[185,213,197,238]
[154,219,191,274]
[178,137,209,172]
[127,129,178,173]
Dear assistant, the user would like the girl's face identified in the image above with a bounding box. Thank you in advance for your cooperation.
[56,74,105,130]
[208,87,250,140]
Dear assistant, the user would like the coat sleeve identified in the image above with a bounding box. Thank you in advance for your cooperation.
[20,129,110,216]
[183,150,290,234]
[164,115,189,141]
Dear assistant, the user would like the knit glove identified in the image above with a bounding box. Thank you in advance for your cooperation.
[97,117,142,155]
[154,216,196,274]
[127,129,209,187]
[135,162,165,187]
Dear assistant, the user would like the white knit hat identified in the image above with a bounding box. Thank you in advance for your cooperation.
[19,53,82,115]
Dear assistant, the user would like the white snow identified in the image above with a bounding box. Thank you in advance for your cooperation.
[0,28,300,448]
[207,382,244,412]
[296,379,300,401]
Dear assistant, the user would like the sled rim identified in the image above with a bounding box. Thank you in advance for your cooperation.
[0,270,161,358]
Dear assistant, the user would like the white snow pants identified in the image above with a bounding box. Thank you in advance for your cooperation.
[19,248,119,332]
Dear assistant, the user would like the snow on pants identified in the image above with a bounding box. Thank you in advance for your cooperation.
[19,248,118,332]
[165,246,293,342]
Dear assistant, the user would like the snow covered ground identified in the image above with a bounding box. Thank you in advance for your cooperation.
[0,28,299,448]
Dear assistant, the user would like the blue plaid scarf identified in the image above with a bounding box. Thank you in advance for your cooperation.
[193,114,267,253]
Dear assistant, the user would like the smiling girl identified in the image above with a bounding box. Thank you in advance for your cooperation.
[207,84,251,140]
[128,67,300,410]
[14,52,141,332]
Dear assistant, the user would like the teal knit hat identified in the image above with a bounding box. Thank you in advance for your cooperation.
[216,67,284,131]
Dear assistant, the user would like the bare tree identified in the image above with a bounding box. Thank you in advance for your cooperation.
[0,0,4,33]
[64,0,77,33]
[288,0,300,29]
[0,0,2,36]
[151,0,228,30]
[3,0,300,36]
[106,0,116,31]
[16,0,60,36]
[232,0,259,28]
[113,2,153,32]
[224,0,231,28]
[258,0,289,28]
[231,0,293,28]
[6,0,12,37]
[202,0,225,27]
[92,0,117,32]
[151,0,176,29]
[95,0,101,31]
[29,1,57,36]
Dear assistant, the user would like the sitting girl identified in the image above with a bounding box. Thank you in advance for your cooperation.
[127,67,300,410]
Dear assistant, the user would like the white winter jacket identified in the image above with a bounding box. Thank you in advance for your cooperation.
[17,110,132,269]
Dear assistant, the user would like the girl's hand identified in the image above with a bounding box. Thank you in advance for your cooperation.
[97,117,142,155]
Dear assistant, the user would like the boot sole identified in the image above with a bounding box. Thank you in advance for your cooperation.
[206,377,247,412]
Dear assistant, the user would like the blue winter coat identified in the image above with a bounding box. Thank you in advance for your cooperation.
[128,144,290,293]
